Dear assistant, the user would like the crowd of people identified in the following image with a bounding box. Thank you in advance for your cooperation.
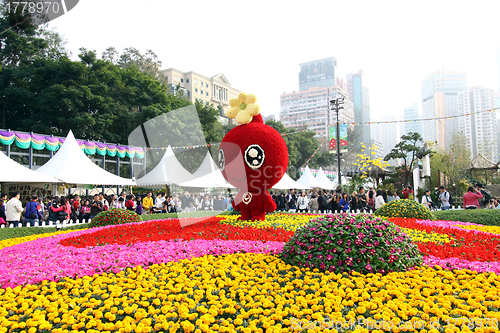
[271,187,400,213]
[1,183,499,228]
[0,191,235,228]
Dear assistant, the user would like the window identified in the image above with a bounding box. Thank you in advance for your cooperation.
[174,75,179,81]
[206,83,208,88]
[195,79,198,84]
[200,81,203,86]
[195,88,198,93]
[165,76,168,81]
[206,92,208,96]
[186,79,190,84]
[181,78,184,83]
[201,90,204,94]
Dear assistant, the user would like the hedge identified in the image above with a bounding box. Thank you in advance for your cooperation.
[433,209,500,226]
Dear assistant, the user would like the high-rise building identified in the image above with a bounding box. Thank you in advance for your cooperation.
[280,86,354,138]
[161,68,241,121]
[298,57,337,91]
[496,47,500,161]
[403,103,422,137]
[458,86,497,161]
[421,70,467,151]
[346,71,371,144]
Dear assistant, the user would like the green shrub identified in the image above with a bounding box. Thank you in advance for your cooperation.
[374,199,434,220]
[0,224,89,241]
[434,209,500,226]
[89,208,141,228]
[280,213,422,275]
[139,210,228,221]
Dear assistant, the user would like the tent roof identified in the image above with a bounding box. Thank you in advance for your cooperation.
[0,150,57,183]
[296,166,324,188]
[135,145,194,186]
[177,151,235,188]
[273,173,311,190]
[469,154,499,170]
[35,130,135,185]
[315,167,337,190]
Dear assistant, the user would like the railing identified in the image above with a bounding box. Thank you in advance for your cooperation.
[0,219,92,229]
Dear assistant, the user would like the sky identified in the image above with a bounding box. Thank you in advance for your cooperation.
[48,0,500,122]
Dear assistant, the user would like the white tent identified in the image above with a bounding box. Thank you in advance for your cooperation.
[273,173,311,190]
[35,130,135,185]
[296,166,324,188]
[315,167,337,190]
[0,150,57,183]
[177,151,235,188]
[135,145,194,186]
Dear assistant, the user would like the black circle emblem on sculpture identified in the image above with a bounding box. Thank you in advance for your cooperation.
[244,144,265,169]
[218,149,225,171]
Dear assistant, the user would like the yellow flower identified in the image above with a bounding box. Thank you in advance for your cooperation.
[226,92,261,124]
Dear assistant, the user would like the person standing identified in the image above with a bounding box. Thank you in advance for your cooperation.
[1,194,7,210]
[297,192,309,213]
[438,186,451,210]
[375,190,385,210]
[142,192,154,214]
[357,187,368,212]
[6,192,23,228]
[24,195,42,227]
[309,192,318,213]
[339,193,350,212]
[421,189,433,209]
[386,190,396,203]
[350,191,359,212]
[463,186,483,209]
[0,199,6,226]
[89,194,104,219]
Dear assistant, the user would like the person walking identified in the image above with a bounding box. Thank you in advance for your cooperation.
[5,192,23,228]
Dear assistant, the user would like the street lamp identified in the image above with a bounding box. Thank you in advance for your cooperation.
[330,97,344,186]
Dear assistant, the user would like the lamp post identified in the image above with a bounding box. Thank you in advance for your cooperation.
[330,97,344,186]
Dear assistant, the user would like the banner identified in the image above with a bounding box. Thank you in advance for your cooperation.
[328,124,348,153]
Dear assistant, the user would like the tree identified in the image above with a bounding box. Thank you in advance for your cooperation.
[384,132,432,186]
[103,47,165,83]
[430,132,472,194]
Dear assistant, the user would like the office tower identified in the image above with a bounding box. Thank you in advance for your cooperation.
[346,71,371,144]
[280,86,354,138]
[280,58,354,138]
[421,70,467,151]
[403,103,422,137]
[458,86,497,161]
[298,57,337,91]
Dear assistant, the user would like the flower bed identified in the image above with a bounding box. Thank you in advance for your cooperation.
[1,213,500,332]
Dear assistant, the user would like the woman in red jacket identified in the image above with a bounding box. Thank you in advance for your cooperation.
[463,186,483,209]
[51,196,72,220]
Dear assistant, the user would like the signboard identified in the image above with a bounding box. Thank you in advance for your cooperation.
[329,124,348,153]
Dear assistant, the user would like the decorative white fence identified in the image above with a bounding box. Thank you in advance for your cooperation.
[0,219,92,229]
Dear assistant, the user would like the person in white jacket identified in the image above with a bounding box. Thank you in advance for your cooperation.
[6,192,23,227]
[297,192,310,213]
[374,189,385,210]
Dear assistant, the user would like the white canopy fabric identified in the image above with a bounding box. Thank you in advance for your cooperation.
[273,173,311,190]
[296,166,324,188]
[135,145,193,186]
[35,130,135,185]
[178,152,235,188]
[0,150,57,183]
[315,167,337,190]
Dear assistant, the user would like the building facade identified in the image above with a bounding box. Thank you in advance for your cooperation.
[280,86,354,138]
[458,86,497,162]
[403,103,422,137]
[161,68,241,120]
[421,70,467,151]
[346,71,371,144]
[298,57,337,91]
